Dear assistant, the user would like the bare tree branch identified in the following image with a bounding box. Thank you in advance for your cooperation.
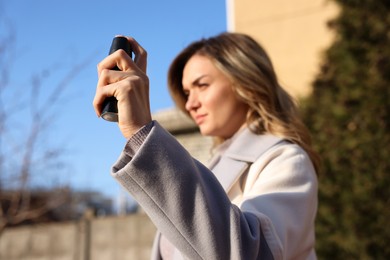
[0,12,93,235]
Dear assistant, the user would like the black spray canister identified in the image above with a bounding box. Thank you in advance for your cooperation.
[101,36,133,122]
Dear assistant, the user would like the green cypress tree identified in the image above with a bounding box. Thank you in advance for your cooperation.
[302,0,390,258]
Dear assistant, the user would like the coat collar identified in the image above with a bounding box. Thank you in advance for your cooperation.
[209,127,283,192]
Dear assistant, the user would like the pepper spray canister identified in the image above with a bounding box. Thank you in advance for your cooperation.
[101,36,133,122]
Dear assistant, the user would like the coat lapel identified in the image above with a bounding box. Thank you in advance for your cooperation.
[210,128,283,193]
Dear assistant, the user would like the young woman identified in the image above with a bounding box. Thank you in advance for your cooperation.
[93,32,319,259]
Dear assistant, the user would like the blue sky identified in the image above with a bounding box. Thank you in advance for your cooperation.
[1,0,227,203]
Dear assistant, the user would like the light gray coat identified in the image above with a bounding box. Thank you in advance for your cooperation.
[112,121,318,259]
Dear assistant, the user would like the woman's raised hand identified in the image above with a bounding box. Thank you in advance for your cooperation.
[93,36,152,139]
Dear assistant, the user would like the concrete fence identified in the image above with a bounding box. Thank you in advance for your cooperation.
[0,213,156,260]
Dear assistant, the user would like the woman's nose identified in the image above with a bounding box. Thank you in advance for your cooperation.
[185,91,200,111]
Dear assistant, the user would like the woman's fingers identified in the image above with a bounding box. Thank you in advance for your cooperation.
[94,36,151,138]
[124,36,148,73]
[96,37,148,76]
[93,69,128,116]
[97,49,134,76]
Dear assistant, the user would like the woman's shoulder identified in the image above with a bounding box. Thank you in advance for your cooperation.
[250,138,317,182]
[262,139,312,165]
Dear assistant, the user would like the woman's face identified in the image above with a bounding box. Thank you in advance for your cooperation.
[182,54,248,139]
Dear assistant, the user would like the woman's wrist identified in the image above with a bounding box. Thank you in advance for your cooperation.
[123,121,154,157]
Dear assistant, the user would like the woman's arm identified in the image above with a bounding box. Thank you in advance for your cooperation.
[111,121,317,259]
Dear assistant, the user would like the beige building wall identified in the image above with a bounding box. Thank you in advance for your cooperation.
[227,0,339,98]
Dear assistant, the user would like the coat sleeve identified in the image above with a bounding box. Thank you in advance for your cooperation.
[111,121,316,260]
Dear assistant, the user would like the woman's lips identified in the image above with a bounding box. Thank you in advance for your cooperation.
[194,114,207,125]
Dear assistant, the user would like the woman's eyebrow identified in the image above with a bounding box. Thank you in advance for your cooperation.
[183,74,208,90]
[191,75,208,85]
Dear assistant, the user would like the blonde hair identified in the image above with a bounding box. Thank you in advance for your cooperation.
[168,32,320,172]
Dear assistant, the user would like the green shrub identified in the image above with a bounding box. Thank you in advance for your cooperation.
[302,0,390,258]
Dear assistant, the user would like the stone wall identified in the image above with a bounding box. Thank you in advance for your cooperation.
[0,213,156,260]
